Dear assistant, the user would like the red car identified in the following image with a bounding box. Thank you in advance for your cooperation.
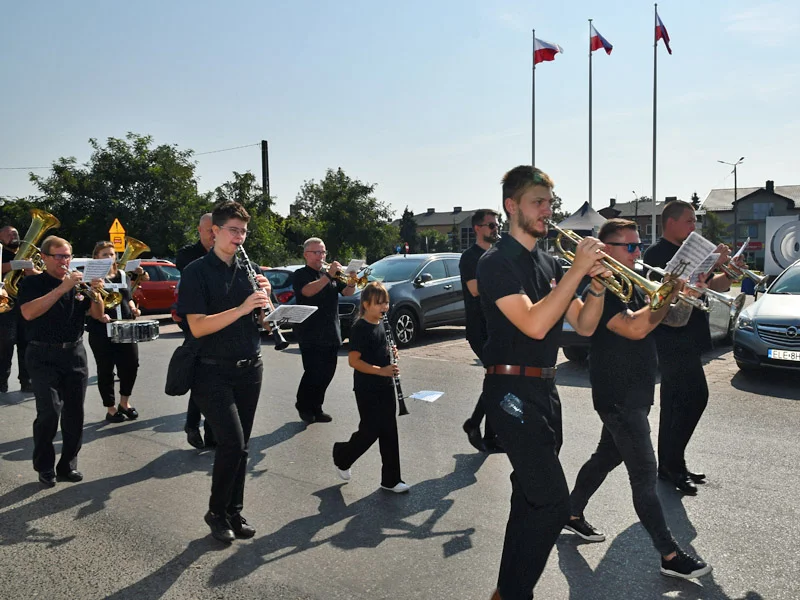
[133,260,180,314]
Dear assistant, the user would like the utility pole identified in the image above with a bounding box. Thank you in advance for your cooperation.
[261,140,270,200]
[718,157,745,249]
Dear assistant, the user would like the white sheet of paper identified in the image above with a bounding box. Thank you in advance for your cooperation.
[345,259,366,274]
[10,260,34,270]
[83,258,113,280]
[408,390,444,403]
[665,232,718,278]
[265,304,318,324]
[124,259,141,272]
[689,253,720,283]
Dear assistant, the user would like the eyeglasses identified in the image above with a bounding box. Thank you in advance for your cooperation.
[605,242,644,253]
[219,226,248,237]
[45,253,72,260]
[306,250,327,255]
[479,222,498,230]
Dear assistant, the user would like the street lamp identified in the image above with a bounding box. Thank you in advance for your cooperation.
[718,157,745,249]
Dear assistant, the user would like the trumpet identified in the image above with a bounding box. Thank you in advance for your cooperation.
[321,261,371,289]
[548,221,679,310]
[719,260,768,286]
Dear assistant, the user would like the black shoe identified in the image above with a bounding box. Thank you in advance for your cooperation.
[117,404,139,420]
[38,470,56,487]
[314,412,333,423]
[660,470,697,495]
[204,511,235,543]
[298,411,316,424]
[563,516,606,542]
[462,420,487,452]
[20,381,33,393]
[56,469,83,483]
[185,425,205,449]
[229,513,256,538]
[204,428,216,448]
[687,470,707,484]
[661,549,712,579]
[106,411,126,423]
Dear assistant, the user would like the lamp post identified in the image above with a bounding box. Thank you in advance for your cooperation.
[718,157,744,249]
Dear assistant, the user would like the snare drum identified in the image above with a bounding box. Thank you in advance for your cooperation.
[107,319,160,343]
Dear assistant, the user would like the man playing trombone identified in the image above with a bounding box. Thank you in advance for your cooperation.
[478,166,609,600]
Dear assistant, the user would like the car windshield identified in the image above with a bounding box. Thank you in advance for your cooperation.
[265,270,292,288]
[160,265,181,281]
[768,266,800,295]
[366,257,426,282]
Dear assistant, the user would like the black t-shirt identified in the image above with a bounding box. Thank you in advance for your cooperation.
[459,244,488,348]
[292,265,346,346]
[177,250,261,360]
[18,273,93,343]
[175,240,209,273]
[643,237,711,352]
[587,288,657,412]
[349,318,393,391]
[478,235,567,367]
[86,273,134,336]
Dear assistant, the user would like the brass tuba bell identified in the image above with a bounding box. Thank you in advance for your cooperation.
[3,208,61,301]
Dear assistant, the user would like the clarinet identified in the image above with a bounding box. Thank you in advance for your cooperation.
[382,313,409,416]
[236,245,289,351]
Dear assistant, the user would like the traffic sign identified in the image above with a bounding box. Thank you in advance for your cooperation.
[109,219,126,252]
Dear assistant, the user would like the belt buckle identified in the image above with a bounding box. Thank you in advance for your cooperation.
[236,358,249,368]
[540,367,556,378]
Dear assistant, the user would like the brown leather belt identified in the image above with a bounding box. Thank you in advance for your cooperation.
[485,364,557,379]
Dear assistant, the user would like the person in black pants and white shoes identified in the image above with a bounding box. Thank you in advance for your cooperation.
[332,282,409,493]
[87,241,141,423]
[292,237,357,424]
[459,209,501,452]
[178,201,271,543]
[479,166,609,600]
[562,218,712,580]
[176,213,215,450]
[19,235,105,487]
[0,225,34,393]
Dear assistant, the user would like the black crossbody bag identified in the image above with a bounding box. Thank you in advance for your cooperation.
[165,336,199,396]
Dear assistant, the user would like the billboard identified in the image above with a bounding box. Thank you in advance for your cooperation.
[764,215,800,275]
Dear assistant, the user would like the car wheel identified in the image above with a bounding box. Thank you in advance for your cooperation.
[392,308,418,347]
[563,346,589,363]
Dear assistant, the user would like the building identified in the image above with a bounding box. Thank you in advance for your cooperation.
[701,180,800,269]
[393,207,479,252]
[598,199,668,243]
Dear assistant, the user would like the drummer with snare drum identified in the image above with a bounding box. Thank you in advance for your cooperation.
[87,241,149,423]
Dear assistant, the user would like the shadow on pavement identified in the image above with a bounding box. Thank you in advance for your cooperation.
[248,422,308,477]
[729,369,800,401]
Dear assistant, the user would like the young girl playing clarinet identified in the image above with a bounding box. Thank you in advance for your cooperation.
[332,282,409,493]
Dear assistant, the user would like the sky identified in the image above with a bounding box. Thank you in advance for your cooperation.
[2,0,799,221]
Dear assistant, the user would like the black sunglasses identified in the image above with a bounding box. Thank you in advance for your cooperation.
[605,242,644,253]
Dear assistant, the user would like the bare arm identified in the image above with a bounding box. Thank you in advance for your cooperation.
[466,279,479,297]
[661,300,693,328]
[21,272,81,321]
[564,282,606,337]
[606,301,671,340]
[301,276,332,298]
[348,350,398,377]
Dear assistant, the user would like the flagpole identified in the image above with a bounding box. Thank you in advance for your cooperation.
[651,4,658,245]
[532,29,536,165]
[588,19,593,207]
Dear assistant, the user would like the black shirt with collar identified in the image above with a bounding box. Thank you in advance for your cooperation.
[17,272,93,343]
[586,287,657,413]
[86,273,134,336]
[349,317,393,391]
[459,243,488,348]
[177,249,261,360]
[292,265,346,346]
[175,240,209,273]
[478,234,567,367]
[643,237,712,352]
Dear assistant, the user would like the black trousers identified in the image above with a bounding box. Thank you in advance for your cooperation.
[191,360,262,516]
[296,343,339,415]
[656,336,709,473]
[0,313,30,387]
[333,386,401,487]
[482,375,570,600]
[569,406,679,556]
[27,342,89,474]
[88,331,139,408]
[466,337,494,440]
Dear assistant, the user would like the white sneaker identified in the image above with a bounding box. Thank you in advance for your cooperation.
[335,465,351,481]
[380,482,410,493]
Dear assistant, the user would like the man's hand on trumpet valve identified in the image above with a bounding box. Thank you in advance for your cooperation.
[713,243,732,268]
[59,269,83,291]
[328,260,343,277]
[571,236,608,277]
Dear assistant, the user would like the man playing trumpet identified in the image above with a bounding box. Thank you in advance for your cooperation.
[18,236,105,487]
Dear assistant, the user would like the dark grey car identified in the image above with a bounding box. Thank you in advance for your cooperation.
[339,253,465,347]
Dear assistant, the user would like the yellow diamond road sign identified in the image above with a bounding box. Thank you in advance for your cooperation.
[109,219,126,252]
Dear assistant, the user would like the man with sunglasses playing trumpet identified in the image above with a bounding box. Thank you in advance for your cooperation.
[18,236,105,487]
[562,219,712,580]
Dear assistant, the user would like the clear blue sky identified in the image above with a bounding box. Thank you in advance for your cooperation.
[2,0,797,219]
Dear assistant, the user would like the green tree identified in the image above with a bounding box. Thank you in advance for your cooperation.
[551,193,569,223]
[28,133,212,257]
[398,207,418,252]
[417,228,450,253]
[701,210,730,245]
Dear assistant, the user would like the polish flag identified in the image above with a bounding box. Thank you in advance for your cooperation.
[534,38,563,65]
[656,12,672,54]
[590,25,613,55]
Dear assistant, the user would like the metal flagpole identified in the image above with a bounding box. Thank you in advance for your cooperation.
[651,4,658,245]
[532,29,536,165]
[588,19,593,207]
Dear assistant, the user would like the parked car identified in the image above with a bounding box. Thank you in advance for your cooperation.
[262,265,305,306]
[134,260,180,313]
[733,259,800,372]
[338,253,465,347]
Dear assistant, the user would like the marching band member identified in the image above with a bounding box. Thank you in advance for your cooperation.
[178,201,270,543]
[87,241,141,423]
[478,166,608,600]
[18,235,105,486]
[563,218,712,580]
[0,225,33,393]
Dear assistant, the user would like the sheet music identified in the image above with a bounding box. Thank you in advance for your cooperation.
[265,304,318,324]
[124,259,141,272]
[82,258,113,280]
[408,390,444,403]
[10,260,35,270]
[345,259,366,274]
[690,253,720,284]
[665,232,718,279]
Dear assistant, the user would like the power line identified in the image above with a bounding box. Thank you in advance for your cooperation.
[194,143,259,156]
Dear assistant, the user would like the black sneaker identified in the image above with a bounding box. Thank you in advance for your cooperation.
[563,517,606,542]
[204,510,235,543]
[661,549,712,579]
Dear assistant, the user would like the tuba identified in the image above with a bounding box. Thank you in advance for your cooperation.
[113,236,151,308]
[3,209,61,299]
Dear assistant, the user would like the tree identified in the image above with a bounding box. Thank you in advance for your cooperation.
[449,223,460,252]
[398,207,418,252]
[701,210,729,245]
[417,228,450,253]
[551,193,569,223]
[29,133,212,257]
[690,192,701,210]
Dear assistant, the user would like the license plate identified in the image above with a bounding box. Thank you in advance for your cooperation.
[768,349,800,361]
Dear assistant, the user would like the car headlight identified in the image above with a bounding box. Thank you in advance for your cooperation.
[736,313,754,332]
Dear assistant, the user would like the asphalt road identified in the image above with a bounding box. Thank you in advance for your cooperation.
[0,318,798,600]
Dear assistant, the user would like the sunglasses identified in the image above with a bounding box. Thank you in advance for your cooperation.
[605,242,644,253]
[479,222,498,230]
